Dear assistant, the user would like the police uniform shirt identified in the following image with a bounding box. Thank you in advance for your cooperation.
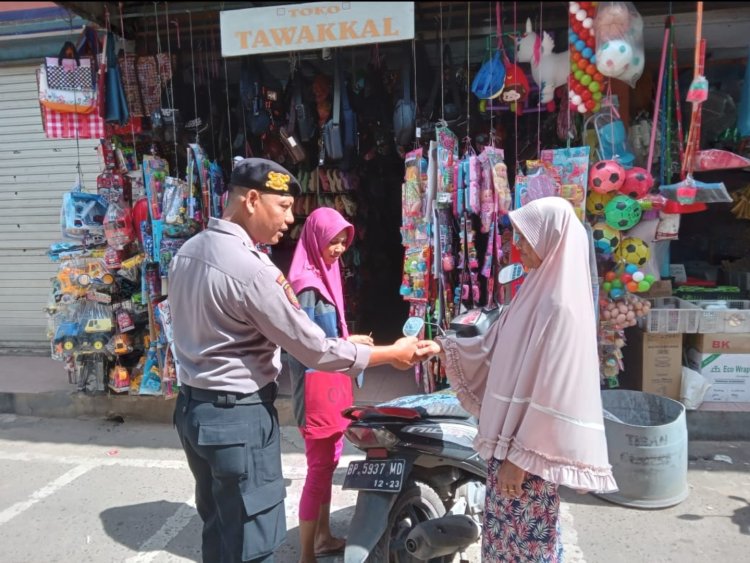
[168,217,371,393]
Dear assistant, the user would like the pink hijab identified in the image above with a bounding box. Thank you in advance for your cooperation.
[288,207,354,338]
[444,197,617,492]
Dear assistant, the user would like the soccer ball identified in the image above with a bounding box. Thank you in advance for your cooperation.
[596,40,634,78]
[589,160,625,194]
[617,237,650,266]
[586,191,614,216]
[592,222,621,255]
[619,167,654,199]
[604,195,643,230]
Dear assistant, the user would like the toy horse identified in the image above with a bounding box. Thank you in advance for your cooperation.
[517,18,569,106]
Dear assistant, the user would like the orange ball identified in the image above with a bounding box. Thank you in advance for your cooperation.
[594,72,604,82]
[577,58,588,70]
[572,51,582,62]
[627,281,639,293]
[605,271,617,282]
[586,64,597,76]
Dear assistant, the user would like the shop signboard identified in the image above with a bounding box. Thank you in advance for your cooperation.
[220,1,414,57]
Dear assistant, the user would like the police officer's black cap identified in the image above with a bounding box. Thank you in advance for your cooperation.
[230,158,300,197]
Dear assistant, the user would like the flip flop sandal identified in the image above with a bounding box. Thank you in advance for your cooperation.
[319,168,331,192]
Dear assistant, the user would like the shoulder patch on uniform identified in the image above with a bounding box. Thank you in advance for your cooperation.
[276,273,300,310]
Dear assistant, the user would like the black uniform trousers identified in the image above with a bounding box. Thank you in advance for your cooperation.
[174,383,285,563]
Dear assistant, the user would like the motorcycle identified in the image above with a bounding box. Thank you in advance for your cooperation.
[342,265,524,563]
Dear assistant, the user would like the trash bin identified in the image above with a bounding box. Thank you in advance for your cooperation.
[595,389,689,509]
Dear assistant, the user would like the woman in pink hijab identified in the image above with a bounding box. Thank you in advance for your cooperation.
[421,197,617,562]
[286,207,373,563]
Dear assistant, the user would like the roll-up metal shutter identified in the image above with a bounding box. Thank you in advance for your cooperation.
[0,62,99,353]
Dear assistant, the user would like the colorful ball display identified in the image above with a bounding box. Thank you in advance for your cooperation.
[616,237,651,266]
[619,167,654,199]
[605,195,643,230]
[592,221,621,255]
[589,160,626,193]
[586,190,614,216]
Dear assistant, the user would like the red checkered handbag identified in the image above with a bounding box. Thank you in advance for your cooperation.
[41,105,105,139]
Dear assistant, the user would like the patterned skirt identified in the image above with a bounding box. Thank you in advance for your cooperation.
[482,458,563,562]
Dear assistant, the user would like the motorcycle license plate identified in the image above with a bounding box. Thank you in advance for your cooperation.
[342,458,406,493]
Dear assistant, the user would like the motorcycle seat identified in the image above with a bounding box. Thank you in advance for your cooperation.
[377,391,473,420]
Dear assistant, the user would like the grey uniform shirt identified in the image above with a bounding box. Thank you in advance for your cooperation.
[168,218,371,394]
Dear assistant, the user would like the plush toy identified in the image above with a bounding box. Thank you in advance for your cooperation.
[517,18,570,106]
[593,2,631,42]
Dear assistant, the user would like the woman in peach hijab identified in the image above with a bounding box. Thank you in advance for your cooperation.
[421,197,617,562]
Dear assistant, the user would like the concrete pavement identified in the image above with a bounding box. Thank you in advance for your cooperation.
[0,414,749,562]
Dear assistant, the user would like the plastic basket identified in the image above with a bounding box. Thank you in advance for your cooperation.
[639,297,701,334]
[690,300,750,333]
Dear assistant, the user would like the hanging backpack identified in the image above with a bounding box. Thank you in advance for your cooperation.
[393,51,416,146]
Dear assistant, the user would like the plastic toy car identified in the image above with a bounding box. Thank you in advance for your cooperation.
[53,321,80,352]
[76,262,115,287]
[112,333,133,355]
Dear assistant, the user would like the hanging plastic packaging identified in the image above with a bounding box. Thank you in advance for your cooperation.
[594,2,645,87]
[103,201,135,250]
[736,46,750,138]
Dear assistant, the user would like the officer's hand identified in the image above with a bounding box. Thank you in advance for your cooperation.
[390,336,419,370]
[348,334,374,346]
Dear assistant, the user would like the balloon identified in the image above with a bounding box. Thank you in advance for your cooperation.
[627,281,638,293]
[632,271,645,282]
[581,74,592,86]
[638,281,651,292]
[589,81,600,93]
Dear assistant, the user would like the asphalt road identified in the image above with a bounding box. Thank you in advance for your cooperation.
[0,414,748,562]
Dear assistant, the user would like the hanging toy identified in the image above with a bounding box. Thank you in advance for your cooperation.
[615,237,651,267]
[591,221,621,256]
[604,194,643,230]
[103,201,135,250]
[586,190,615,217]
[589,160,626,193]
[568,2,603,114]
[517,18,569,107]
[593,2,645,87]
[618,166,654,199]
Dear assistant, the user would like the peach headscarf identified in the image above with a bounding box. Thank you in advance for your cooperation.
[443,197,617,492]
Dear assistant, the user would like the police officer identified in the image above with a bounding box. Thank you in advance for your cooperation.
[170,158,425,563]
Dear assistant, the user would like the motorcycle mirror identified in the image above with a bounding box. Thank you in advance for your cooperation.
[498,263,524,285]
[402,316,425,337]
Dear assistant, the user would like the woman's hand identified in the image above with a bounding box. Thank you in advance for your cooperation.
[348,334,374,346]
[497,459,528,498]
[416,340,442,358]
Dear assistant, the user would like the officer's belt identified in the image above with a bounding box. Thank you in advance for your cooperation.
[181,382,278,406]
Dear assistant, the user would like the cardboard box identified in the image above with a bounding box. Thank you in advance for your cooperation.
[686,349,750,402]
[642,280,673,299]
[686,333,750,354]
[621,328,683,400]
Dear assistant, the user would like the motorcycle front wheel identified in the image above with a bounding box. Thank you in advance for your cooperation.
[367,480,452,563]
